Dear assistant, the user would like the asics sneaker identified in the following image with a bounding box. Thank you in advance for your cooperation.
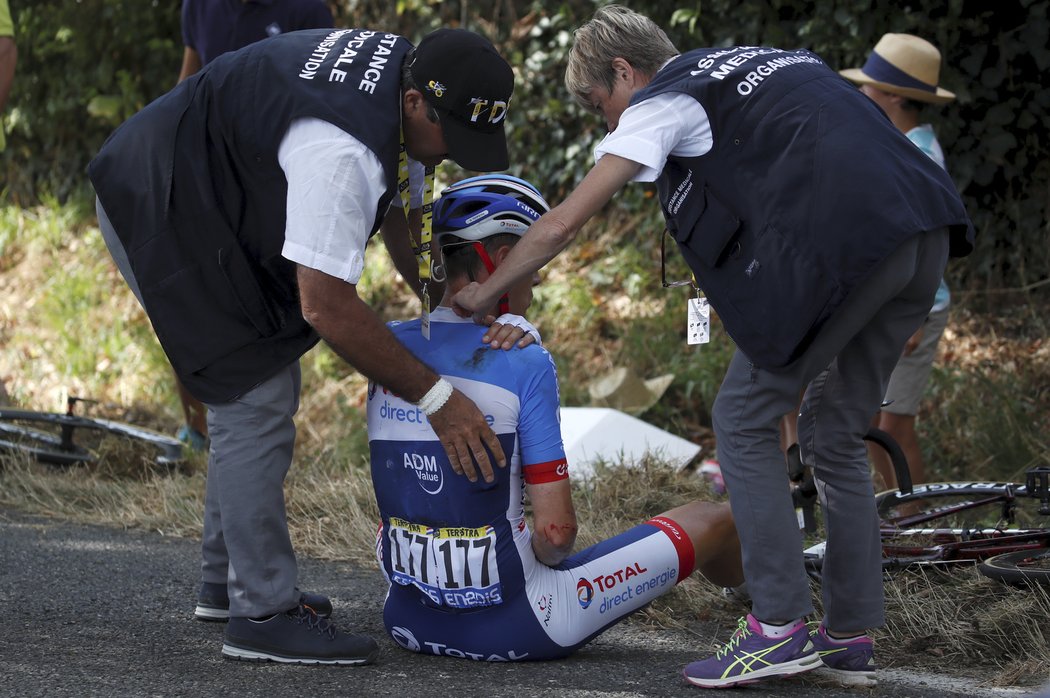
[223,604,378,665]
[682,614,821,688]
[195,582,333,621]
[810,624,878,687]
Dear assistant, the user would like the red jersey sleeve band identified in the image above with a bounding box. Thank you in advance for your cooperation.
[522,458,569,484]
[646,515,696,583]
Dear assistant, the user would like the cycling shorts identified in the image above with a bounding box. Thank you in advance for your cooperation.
[382,515,694,661]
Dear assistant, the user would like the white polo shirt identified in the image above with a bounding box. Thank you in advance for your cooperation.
[594,92,714,182]
[278,117,424,284]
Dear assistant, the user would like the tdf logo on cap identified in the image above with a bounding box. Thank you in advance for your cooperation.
[426,80,446,97]
[469,97,508,125]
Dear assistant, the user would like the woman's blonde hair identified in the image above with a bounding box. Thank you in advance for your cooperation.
[565,5,678,112]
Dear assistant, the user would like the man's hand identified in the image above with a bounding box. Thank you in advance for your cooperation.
[450,281,493,321]
[427,389,507,482]
[902,326,924,356]
[297,265,504,482]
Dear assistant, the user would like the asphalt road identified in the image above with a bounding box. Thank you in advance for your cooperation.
[0,507,1041,698]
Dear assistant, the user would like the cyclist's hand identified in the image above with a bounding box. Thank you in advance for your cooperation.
[427,389,506,483]
[482,313,541,349]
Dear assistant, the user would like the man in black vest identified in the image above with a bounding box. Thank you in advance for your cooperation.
[452,5,973,689]
[90,27,520,665]
[170,0,336,451]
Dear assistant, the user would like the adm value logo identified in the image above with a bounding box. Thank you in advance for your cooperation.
[403,451,443,495]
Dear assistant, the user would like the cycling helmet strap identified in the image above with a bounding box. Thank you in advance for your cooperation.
[471,241,510,316]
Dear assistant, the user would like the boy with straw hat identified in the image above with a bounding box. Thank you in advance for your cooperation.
[841,34,958,493]
[839,33,956,105]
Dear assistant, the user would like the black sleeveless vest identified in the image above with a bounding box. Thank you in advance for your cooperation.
[89,29,411,402]
[633,47,973,368]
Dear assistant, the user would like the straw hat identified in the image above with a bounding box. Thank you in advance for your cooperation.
[588,367,674,416]
[839,33,955,104]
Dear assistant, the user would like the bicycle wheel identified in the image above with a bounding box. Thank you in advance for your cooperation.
[0,418,93,465]
[979,548,1050,586]
[863,426,912,494]
[0,409,185,468]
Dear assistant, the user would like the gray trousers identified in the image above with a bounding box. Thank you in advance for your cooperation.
[98,200,303,617]
[713,228,949,633]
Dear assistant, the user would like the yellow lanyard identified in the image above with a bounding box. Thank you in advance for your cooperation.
[397,129,436,284]
[398,129,435,336]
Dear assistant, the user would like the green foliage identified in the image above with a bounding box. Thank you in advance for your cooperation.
[1,0,181,203]
[662,0,1050,293]
[0,198,174,410]
[498,9,607,200]
[2,1,1046,290]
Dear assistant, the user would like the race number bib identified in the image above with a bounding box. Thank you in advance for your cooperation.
[388,517,503,609]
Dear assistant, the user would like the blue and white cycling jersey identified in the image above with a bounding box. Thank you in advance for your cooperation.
[367,307,694,661]
[368,307,567,610]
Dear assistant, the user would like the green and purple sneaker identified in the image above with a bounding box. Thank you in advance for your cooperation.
[683,614,822,688]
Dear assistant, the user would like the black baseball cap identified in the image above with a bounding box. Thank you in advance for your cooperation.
[411,29,514,172]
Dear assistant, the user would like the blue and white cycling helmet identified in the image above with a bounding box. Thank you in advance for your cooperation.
[433,174,551,245]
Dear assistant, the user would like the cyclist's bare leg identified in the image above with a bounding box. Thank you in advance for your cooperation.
[659,501,743,588]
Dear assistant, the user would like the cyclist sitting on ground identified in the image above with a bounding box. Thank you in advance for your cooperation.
[366,175,744,661]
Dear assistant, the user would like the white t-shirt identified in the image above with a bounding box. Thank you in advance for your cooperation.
[278,117,424,284]
[593,92,714,182]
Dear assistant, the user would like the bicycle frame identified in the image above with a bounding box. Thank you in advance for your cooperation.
[801,464,1050,576]
[0,396,185,467]
[880,528,1050,566]
[876,470,1050,566]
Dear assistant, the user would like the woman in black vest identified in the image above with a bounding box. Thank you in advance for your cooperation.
[452,5,973,689]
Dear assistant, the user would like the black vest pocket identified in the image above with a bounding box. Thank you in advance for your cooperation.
[136,241,287,375]
[672,186,742,268]
[709,223,836,367]
[217,245,286,337]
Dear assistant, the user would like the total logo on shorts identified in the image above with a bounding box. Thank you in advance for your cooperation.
[392,626,529,661]
[390,625,421,652]
[576,578,594,609]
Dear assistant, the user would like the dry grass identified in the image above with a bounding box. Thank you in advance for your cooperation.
[0,452,206,536]
[4,446,1048,687]
[880,566,1050,686]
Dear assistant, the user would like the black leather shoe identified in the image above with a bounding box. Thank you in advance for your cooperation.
[222,605,379,665]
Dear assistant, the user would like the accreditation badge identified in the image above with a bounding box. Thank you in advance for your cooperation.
[421,289,431,341]
[687,295,710,345]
